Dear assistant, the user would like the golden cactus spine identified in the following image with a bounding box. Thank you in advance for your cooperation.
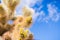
[0,0,34,40]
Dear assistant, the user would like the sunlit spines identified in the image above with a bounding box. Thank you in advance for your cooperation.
[3,0,20,11]
[0,0,34,40]
[23,16,32,28]
[22,6,34,17]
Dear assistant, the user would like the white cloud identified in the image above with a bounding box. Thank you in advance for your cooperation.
[19,0,43,7]
[47,4,60,22]
[32,10,45,23]
[32,13,39,22]
[37,11,45,22]
[33,3,60,23]
[43,17,49,23]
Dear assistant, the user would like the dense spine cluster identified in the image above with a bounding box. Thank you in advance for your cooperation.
[0,0,34,40]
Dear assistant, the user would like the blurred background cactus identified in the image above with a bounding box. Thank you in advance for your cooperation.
[0,0,33,40]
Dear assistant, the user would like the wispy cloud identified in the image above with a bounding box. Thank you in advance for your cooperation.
[47,4,60,22]
[37,11,45,22]
[32,3,60,23]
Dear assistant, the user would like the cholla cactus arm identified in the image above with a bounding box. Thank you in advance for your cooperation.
[8,0,20,11]
[3,0,20,11]
[23,30,30,38]
[0,4,11,36]
[13,16,23,25]
[22,6,34,17]
[2,31,11,40]
[26,34,33,40]
[2,0,20,20]
[22,16,32,28]
[25,16,32,27]
[19,28,30,40]
[0,5,8,24]
[21,6,34,28]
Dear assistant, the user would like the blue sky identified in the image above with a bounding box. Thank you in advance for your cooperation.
[0,0,60,40]
[29,0,60,40]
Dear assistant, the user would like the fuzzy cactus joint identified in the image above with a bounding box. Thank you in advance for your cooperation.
[0,0,34,40]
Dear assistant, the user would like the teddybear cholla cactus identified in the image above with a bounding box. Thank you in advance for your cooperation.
[10,6,34,40]
[0,0,20,36]
[0,0,34,40]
